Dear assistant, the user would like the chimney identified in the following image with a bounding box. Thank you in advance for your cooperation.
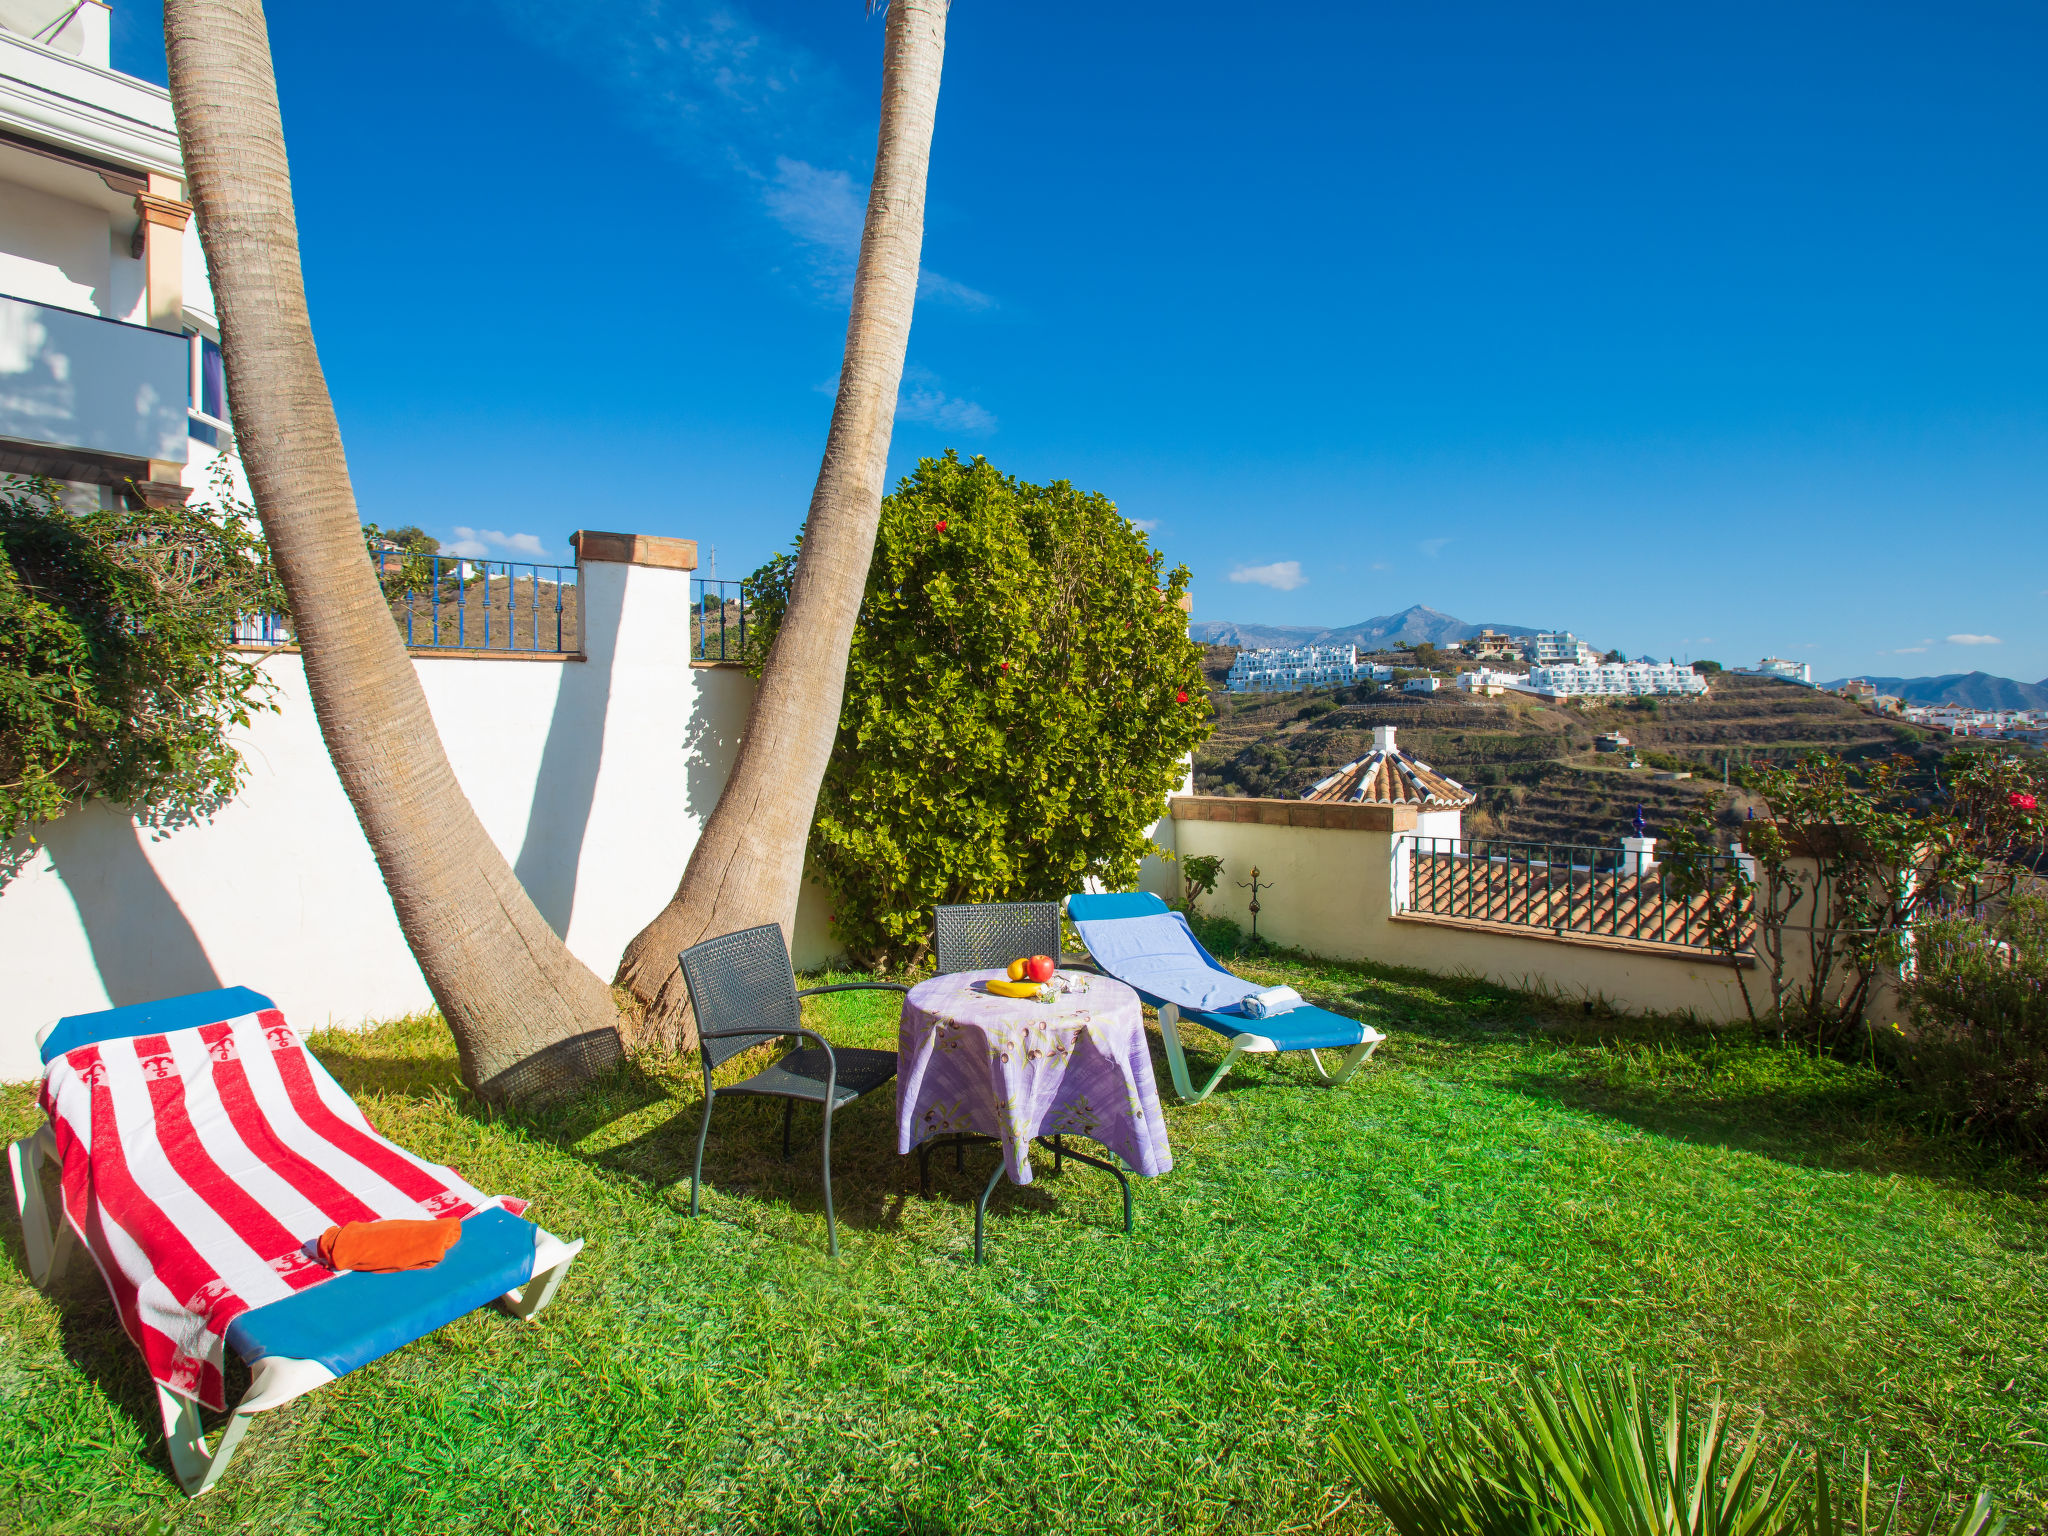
[1373,725,1397,754]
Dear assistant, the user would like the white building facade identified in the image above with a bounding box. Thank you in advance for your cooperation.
[1523,661,1708,698]
[1226,646,1392,693]
[1,3,235,509]
[1737,657,1813,685]
[1525,631,1601,666]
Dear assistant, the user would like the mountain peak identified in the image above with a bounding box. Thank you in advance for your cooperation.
[1187,608,1539,651]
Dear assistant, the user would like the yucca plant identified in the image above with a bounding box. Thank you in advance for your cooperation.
[1329,1366,2003,1536]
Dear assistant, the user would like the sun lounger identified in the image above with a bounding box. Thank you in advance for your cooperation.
[1065,892,1386,1102]
[10,986,583,1497]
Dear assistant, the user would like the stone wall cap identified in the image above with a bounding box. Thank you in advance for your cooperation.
[570,530,698,570]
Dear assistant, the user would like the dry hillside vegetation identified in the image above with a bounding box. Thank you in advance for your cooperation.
[1196,656,1944,846]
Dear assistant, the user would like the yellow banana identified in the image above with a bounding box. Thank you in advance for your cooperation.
[984,978,1043,999]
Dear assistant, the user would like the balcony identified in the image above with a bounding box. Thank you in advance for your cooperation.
[0,291,188,478]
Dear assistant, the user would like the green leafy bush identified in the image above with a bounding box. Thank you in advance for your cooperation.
[749,452,1209,964]
[1330,1364,2003,1536]
[1894,895,2048,1149]
[1180,853,1224,913]
[1,474,283,860]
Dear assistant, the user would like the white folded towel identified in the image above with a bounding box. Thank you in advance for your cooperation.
[1239,985,1302,1019]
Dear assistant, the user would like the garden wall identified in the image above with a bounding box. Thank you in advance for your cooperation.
[0,539,840,1082]
[1160,798,1765,1021]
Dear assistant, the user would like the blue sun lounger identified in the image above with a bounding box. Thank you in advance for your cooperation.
[1066,892,1386,1102]
[11,986,583,1497]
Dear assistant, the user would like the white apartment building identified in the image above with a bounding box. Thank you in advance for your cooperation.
[1226,646,1393,693]
[1736,657,1813,685]
[1,3,235,510]
[1524,631,1601,666]
[1457,667,1520,695]
[1524,660,1708,698]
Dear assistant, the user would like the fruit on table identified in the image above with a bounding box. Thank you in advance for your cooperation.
[985,977,1042,999]
[1026,954,1056,983]
[1006,957,1031,981]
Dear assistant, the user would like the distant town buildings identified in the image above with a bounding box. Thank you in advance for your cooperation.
[1225,646,1393,693]
[1525,632,1602,666]
[1522,661,1709,699]
[1737,657,1814,685]
[1458,629,1523,660]
[1898,704,2048,741]
[1402,675,1440,693]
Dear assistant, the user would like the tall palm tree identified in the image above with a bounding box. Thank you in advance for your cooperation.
[163,0,622,1100]
[615,0,951,1045]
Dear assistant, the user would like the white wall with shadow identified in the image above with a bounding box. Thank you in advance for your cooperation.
[0,551,834,1080]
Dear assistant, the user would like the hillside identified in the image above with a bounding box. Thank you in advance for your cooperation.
[1819,670,2048,710]
[1195,663,1949,847]
[1188,605,1537,651]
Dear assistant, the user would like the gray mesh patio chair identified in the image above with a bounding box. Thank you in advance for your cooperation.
[677,924,908,1257]
[932,901,1063,975]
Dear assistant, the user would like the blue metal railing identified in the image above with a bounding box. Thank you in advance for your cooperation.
[375,550,577,652]
[231,551,580,653]
[692,577,748,662]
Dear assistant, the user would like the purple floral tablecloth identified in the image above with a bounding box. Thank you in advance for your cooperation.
[896,971,1173,1185]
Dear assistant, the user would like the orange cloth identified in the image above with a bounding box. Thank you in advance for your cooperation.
[315,1218,461,1273]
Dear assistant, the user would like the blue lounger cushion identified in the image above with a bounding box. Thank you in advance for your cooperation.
[41,987,278,1064]
[1067,892,1374,1049]
[225,1207,541,1379]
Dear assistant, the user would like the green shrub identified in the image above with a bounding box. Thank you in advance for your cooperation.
[1330,1364,2003,1536]
[1,474,283,861]
[1894,896,2048,1148]
[747,452,1209,964]
[1180,853,1223,913]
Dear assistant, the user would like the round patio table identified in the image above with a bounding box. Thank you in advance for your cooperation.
[895,969,1173,1261]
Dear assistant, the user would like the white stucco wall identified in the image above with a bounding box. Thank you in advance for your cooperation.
[0,554,837,1081]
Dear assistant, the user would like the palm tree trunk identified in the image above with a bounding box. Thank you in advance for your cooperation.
[615,0,950,1045]
[164,0,621,1101]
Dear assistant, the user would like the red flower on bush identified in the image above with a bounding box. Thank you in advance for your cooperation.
[1000,662,1009,671]
[935,520,947,532]
[1176,691,1189,703]
[2011,791,2039,810]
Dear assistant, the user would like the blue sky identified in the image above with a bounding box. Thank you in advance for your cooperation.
[116,2,2047,682]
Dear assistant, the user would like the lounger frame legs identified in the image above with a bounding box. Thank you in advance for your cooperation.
[1307,1040,1381,1086]
[1155,1005,1381,1101]
[8,1125,76,1287]
[1155,1005,1259,1104]
[158,1355,333,1497]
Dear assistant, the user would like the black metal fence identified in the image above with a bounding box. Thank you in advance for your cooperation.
[692,577,749,663]
[1399,834,1754,953]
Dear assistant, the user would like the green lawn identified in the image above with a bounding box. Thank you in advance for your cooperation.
[5,934,2046,1534]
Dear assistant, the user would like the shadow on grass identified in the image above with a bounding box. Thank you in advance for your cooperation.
[1503,1038,2039,1193]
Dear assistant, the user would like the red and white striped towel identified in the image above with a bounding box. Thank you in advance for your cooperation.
[39,1006,523,1410]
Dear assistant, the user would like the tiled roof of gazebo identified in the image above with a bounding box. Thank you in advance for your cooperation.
[1302,726,1475,809]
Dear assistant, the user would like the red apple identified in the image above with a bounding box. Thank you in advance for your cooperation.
[1026,954,1056,984]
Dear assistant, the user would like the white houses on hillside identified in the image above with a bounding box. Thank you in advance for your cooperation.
[1226,646,1393,693]
[1,3,235,509]
[1524,660,1707,698]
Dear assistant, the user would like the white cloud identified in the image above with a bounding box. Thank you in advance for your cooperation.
[444,527,551,560]
[1229,561,1307,591]
[763,157,864,264]
[1129,517,1159,533]
[1946,633,2002,645]
[898,387,996,435]
[486,2,994,308]
[1370,560,1392,571]
[1888,645,1929,654]
[917,270,996,311]
[1418,537,1451,557]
